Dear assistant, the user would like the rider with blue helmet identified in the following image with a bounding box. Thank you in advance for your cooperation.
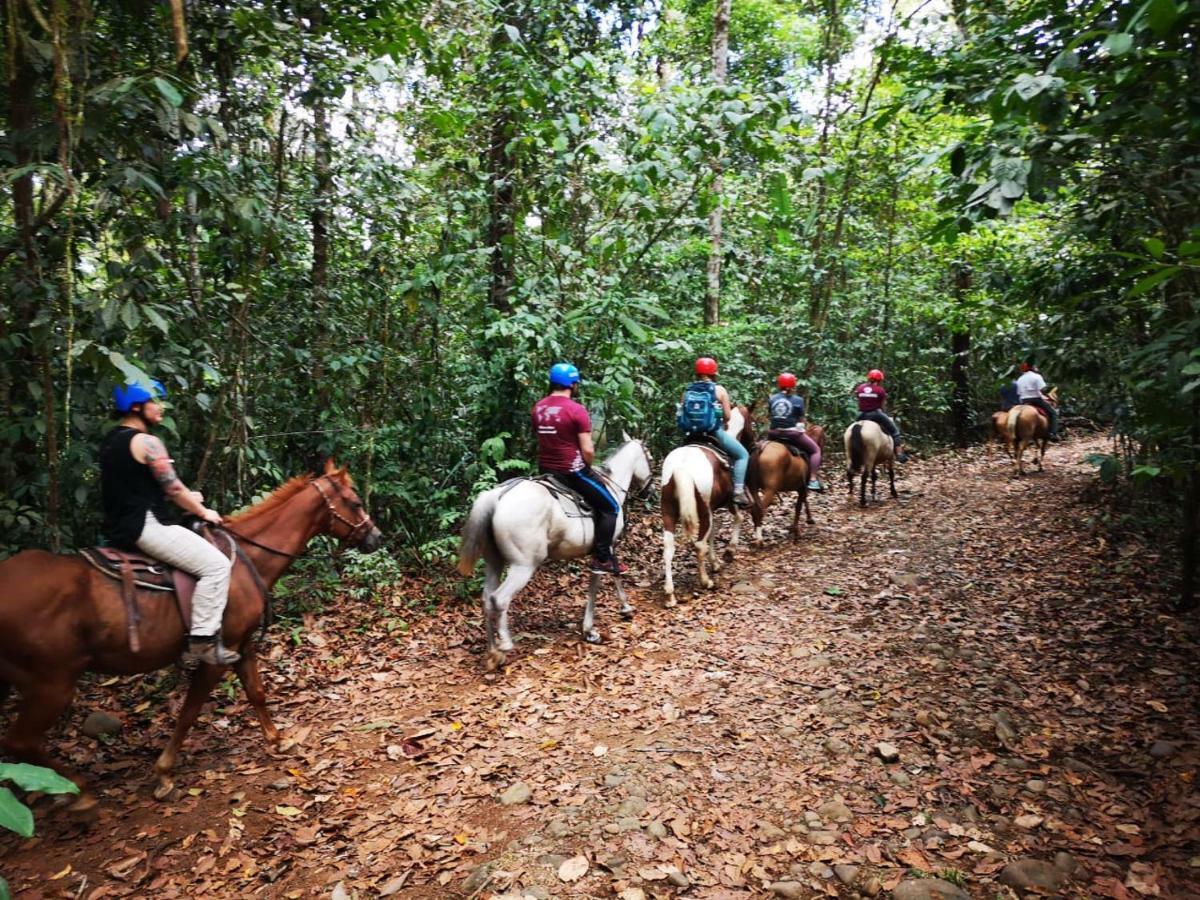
[531,363,627,575]
[99,378,239,666]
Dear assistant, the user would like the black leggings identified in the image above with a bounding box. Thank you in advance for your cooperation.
[857,410,901,442]
[551,469,620,561]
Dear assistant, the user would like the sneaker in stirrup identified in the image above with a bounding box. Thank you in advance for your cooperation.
[589,556,629,576]
[184,635,241,667]
[733,487,752,508]
[807,479,823,492]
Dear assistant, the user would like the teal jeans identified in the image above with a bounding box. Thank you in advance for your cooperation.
[712,426,749,490]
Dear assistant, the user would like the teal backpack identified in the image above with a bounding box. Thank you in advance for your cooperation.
[677,381,719,434]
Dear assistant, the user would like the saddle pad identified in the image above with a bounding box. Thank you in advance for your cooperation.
[81,547,174,591]
[497,475,594,518]
[764,433,809,459]
[681,434,732,468]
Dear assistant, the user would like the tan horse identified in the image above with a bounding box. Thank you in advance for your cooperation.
[990,411,1012,457]
[0,462,382,808]
[844,419,896,506]
[660,405,756,607]
[1005,387,1058,475]
[748,425,825,543]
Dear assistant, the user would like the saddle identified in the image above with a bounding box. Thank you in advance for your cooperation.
[1026,404,1051,420]
[681,433,733,469]
[80,528,235,654]
[763,431,810,460]
[498,474,594,518]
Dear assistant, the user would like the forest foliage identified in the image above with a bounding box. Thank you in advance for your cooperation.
[1,0,1197,602]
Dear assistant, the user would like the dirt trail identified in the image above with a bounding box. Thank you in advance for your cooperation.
[2,435,1197,900]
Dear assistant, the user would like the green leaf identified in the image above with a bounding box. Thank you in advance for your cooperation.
[1103,33,1134,56]
[1146,0,1179,36]
[143,307,169,335]
[0,787,34,838]
[823,587,844,596]
[503,24,521,43]
[1143,237,1164,259]
[1127,266,1181,297]
[151,76,183,108]
[0,763,79,795]
[618,314,647,341]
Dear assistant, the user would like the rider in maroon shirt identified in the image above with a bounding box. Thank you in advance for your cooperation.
[851,369,909,462]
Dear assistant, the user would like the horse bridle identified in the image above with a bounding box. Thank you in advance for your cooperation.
[595,440,655,503]
[220,475,374,558]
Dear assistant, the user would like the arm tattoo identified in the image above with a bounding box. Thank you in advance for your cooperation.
[142,436,185,496]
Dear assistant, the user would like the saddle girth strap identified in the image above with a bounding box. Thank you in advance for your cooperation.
[231,538,274,632]
[120,559,142,654]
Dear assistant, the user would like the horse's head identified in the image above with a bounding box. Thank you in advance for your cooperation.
[313,459,384,553]
[622,432,655,500]
[732,402,757,451]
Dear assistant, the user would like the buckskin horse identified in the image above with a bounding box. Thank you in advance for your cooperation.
[0,461,382,809]
[1006,387,1058,476]
[457,436,653,672]
[844,419,897,507]
[748,425,825,543]
[660,404,756,607]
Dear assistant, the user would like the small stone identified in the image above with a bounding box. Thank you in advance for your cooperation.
[759,821,788,841]
[862,876,883,896]
[808,830,837,846]
[875,741,900,763]
[666,870,689,888]
[809,860,833,879]
[617,796,647,817]
[330,882,349,900]
[890,877,971,900]
[1024,779,1046,793]
[538,853,566,869]
[618,889,646,900]
[463,863,494,893]
[818,800,854,822]
[824,737,851,756]
[804,810,823,825]
[546,817,572,837]
[998,858,1066,894]
[616,817,641,832]
[604,773,628,787]
[834,864,860,885]
[378,876,406,896]
[500,781,532,805]
[1053,852,1078,874]
[81,711,122,739]
[647,821,667,839]
[1014,814,1043,830]
[1149,740,1177,759]
[767,882,806,899]
[915,710,933,727]
[780,725,799,738]
[889,770,911,787]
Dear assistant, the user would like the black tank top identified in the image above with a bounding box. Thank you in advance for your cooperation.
[99,426,170,549]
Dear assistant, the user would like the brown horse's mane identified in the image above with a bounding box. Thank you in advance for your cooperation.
[225,475,314,525]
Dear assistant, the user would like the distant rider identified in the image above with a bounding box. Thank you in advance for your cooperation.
[851,369,909,462]
[766,372,823,492]
[678,357,751,507]
[1015,362,1060,441]
[532,363,627,575]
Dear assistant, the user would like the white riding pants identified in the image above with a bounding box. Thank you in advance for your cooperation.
[134,512,232,638]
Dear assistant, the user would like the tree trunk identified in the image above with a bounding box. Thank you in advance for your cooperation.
[950,263,972,447]
[705,0,730,326]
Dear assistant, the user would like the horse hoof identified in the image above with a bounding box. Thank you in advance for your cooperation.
[68,793,99,817]
[276,737,297,754]
[664,595,677,609]
[584,630,603,645]
[483,650,506,673]
[153,780,176,802]
[619,605,635,620]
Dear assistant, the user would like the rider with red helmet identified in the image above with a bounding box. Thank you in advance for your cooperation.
[851,369,909,462]
[532,363,627,575]
[767,372,823,491]
[100,379,239,665]
[679,357,751,507]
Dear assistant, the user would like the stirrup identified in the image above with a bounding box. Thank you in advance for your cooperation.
[184,637,241,667]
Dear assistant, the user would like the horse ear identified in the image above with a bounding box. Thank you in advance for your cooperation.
[323,458,338,476]
[622,430,632,443]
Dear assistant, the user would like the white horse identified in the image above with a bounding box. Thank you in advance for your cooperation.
[457,436,653,671]
[660,406,754,607]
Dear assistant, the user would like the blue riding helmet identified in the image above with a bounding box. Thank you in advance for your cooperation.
[549,363,581,387]
[112,379,167,413]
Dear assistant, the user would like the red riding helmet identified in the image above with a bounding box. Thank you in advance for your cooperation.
[867,369,885,382]
[695,357,718,376]
[777,372,797,389]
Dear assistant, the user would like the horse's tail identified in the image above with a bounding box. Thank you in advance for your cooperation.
[849,423,865,472]
[457,489,499,576]
[671,468,701,542]
[1006,406,1021,441]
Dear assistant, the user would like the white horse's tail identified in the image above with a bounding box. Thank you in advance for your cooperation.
[671,468,701,542]
[457,489,499,576]
[1006,406,1021,440]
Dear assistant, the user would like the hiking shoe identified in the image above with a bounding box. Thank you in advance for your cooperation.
[184,637,241,667]
[590,557,629,576]
[895,451,911,463]
[733,487,752,508]
[807,479,823,492]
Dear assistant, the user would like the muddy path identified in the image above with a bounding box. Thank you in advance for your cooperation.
[2,435,1197,900]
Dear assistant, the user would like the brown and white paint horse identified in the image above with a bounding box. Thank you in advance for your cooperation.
[660,404,756,607]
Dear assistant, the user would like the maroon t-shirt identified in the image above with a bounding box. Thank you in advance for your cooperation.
[532,395,592,473]
[854,382,887,412]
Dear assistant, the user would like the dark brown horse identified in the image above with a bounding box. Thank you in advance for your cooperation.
[0,461,381,808]
[747,425,826,543]
[660,404,756,606]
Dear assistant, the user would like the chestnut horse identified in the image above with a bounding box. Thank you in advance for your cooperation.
[1005,387,1058,475]
[748,425,826,543]
[660,404,756,607]
[844,419,896,506]
[0,461,382,808]
[990,411,1012,457]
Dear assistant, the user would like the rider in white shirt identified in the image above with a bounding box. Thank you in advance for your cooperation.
[1015,362,1059,440]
